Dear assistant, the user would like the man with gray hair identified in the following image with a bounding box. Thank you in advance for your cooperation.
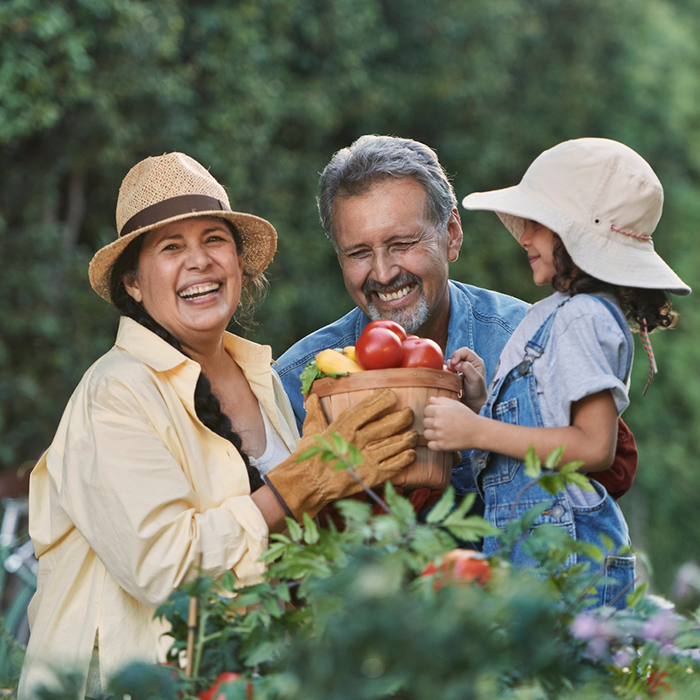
[276,134,637,511]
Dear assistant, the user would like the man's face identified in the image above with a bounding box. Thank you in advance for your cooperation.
[333,177,462,335]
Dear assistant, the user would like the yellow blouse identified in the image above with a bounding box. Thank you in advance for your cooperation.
[19,317,299,699]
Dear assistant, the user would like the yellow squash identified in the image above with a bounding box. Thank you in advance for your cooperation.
[316,349,363,374]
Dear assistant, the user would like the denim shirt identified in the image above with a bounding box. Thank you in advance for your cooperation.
[275,280,528,500]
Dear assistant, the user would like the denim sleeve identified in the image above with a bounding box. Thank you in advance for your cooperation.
[275,310,364,433]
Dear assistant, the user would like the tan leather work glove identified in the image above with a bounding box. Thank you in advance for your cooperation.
[265,389,417,521]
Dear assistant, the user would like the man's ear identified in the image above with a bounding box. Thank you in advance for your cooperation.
[124,273,143,303]
[446,208,463,263]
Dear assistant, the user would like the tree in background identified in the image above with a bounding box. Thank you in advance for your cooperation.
[1,0,700,595]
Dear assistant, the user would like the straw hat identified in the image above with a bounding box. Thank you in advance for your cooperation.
[89,152,278,302]
[462,138,690,295]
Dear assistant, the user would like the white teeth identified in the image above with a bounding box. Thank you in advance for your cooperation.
[179,283,220,299]
[377,285,411,302]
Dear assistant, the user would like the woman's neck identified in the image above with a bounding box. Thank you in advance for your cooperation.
[181,335,231,377]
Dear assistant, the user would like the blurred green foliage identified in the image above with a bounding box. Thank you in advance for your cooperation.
[1,0,700,595]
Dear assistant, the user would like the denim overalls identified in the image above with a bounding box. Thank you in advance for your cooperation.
[471,294,636,609]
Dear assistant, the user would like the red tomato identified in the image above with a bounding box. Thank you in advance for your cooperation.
[363,319,408,342]
[421,550,492,591]
[356,327,404,369]
[198,672,242,700]
[400,337,443,370]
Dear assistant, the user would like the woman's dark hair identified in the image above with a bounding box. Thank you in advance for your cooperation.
[109,223,264,493]
[551,235,678,332]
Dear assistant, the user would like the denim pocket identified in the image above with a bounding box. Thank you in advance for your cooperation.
[600,554,636,609]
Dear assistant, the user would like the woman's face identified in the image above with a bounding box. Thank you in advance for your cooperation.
[125,217,244,349]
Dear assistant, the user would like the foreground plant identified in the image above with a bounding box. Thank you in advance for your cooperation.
[30,440,700,699]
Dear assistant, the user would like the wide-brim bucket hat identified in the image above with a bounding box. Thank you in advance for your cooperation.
[461,138,690,296]
[89,152,278,302]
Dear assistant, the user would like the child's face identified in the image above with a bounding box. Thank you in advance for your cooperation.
[520,220,558,286]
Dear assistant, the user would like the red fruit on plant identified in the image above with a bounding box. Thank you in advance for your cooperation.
[363,319,408,342]
[400,337,444,370]
[197,672,242,700]
[421,550,492,591]
[356,327,404,369]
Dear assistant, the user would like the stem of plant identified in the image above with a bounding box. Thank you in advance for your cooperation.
[507,479,540,522]
[347,467,392,514]
[193,607,209,681]
[607,577,637,609]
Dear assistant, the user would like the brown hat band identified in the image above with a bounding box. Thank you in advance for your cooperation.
[119,194,229,237]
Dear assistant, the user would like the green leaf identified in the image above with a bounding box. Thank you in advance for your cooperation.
[539,475,562,496]
[302,513,319,544]
[330,431,347,454]
[384,483,416,521]
[443,492,477,525]
[524,445,541,479]
[425,487,456,523]
[334,498,372,524]
[294,447,321,464]
[544,445,566,470]
[565,472,594,491]
[221,571,236,592]
[347,441,364,466]
[314,436,334,452]
[599,534,614,552]
[262,596,284,617]
[626,580,648,609]
[558,460,585,475]
[519,502,549,532]
[300,359,323,394]
[578,541,604,563]
[287,518,303,543]
[243,639,284,666]
[445,517,500,541]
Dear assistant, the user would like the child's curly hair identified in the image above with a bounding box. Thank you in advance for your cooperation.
[551,235,677,332]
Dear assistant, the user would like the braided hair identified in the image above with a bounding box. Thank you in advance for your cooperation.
[109,227,264,493]
[551,234,677,332]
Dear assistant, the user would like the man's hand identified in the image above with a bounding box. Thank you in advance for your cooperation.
[447,347,488,412]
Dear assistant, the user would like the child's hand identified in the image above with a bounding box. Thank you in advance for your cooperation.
[423,396,481,452]
[447,347,488,412]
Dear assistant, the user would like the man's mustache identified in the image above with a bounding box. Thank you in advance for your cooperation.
[363,273,423,298]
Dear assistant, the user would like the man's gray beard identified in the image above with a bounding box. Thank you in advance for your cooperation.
[366,292,430,334]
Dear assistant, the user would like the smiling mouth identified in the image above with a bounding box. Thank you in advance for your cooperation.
[178,282,221,299]
[376,285,413,302]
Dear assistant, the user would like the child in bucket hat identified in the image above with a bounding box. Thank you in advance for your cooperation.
[423,137,690,609]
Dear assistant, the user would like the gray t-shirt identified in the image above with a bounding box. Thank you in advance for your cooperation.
[491,291,633,505]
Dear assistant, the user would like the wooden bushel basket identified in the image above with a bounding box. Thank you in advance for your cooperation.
[308,367,462,491]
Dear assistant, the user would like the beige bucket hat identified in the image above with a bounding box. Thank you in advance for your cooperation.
[462,138,690,296]
[89,152,278,302]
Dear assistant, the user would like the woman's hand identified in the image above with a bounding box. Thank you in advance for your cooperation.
[447,347,488,412]
[423,396,481,452]
[264,390,417,522]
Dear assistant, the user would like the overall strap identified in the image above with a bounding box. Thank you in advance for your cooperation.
[516,298,570,375]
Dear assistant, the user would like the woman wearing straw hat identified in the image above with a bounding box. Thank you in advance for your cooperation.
[18,152,417,699]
